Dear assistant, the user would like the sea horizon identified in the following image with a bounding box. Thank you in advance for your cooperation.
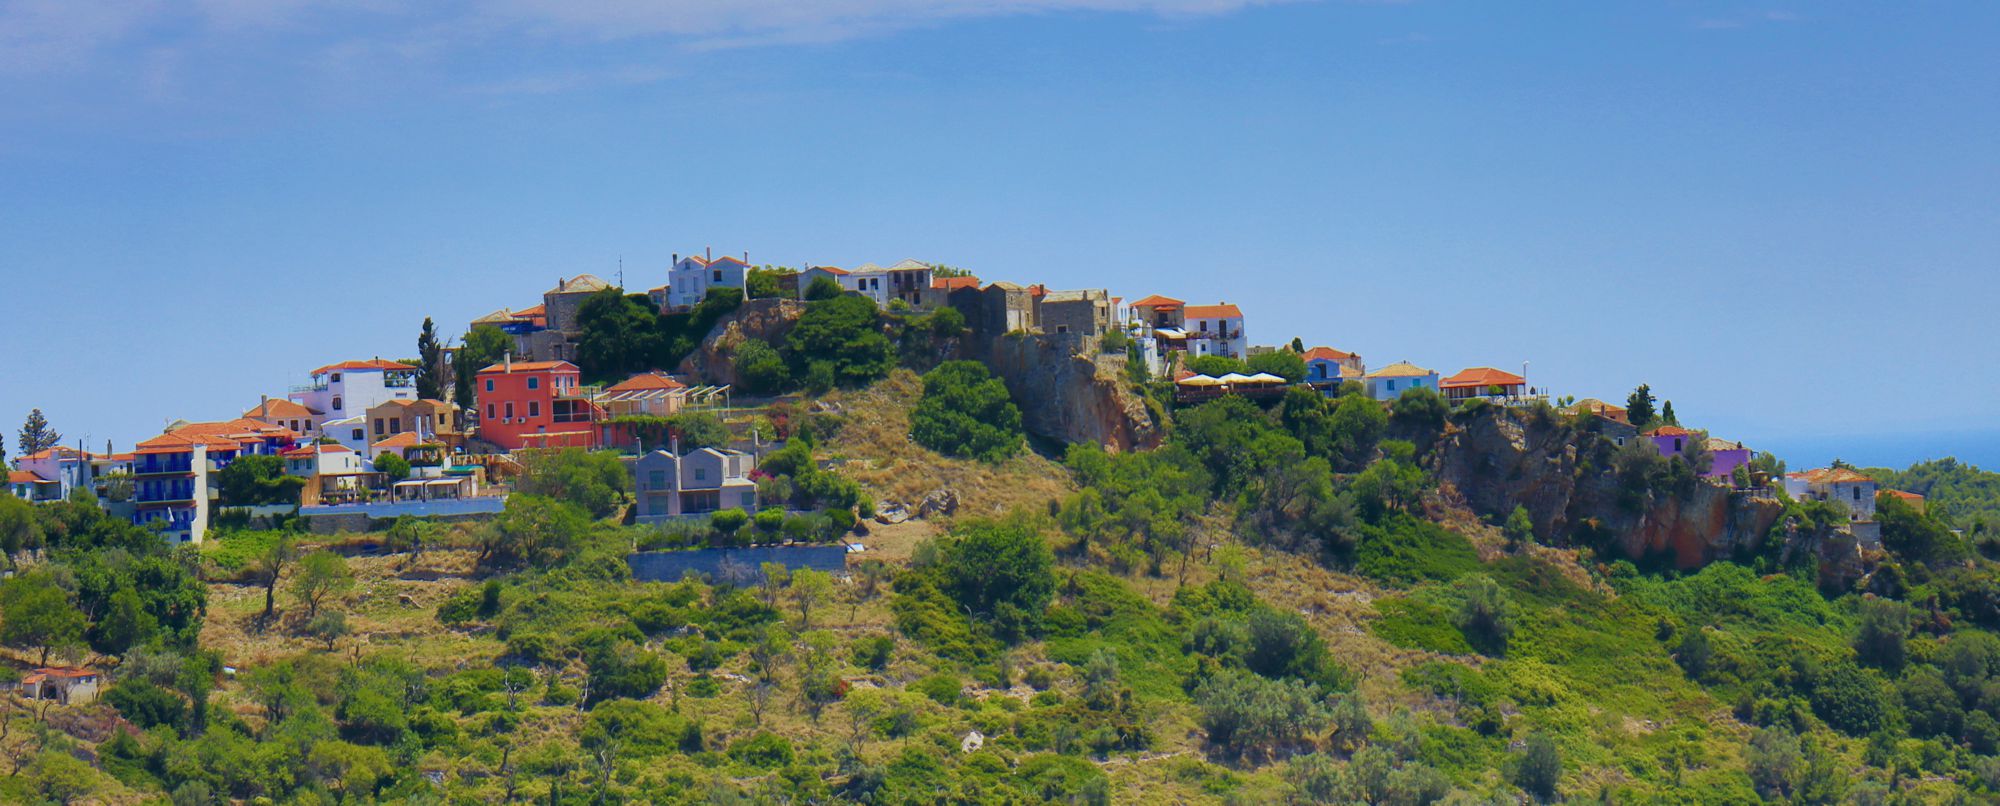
[1748,429,2000,475]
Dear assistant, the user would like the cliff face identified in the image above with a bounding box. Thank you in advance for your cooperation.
[675,298,807,386]
[1428,407,1784,569]
[671,298,1162,452]
[978,333,1164,454]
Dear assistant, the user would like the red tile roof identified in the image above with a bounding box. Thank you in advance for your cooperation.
[18,447,86,462]
[1442,367,1527,389]
[932,276,981,291]
[813,266,851,276]
[371,432,427,449]
[1027,284,1048,298]
[1646,425,1695,438]
[1129,295,1184,309]
[311,359,414,376]
[1301,347,1356,362]
[477,360,578,375]
[1887,489,1925,503]
[606,372,687,393]
[515,304,546,316]
[8,470,47,485]
[244,398,318,419]
[1183,303,1243,320]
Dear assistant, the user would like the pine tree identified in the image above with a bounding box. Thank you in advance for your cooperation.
[1288,337,1305,353]
[17,409,59,456]
[1626,385,1657,430]
[416,317,445,400]
[1661,400,1679,426]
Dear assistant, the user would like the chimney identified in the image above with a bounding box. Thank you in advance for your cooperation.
[705,246,711,261]
[504,351,512,373]
[673,253,678,264]
[670,433,680,457]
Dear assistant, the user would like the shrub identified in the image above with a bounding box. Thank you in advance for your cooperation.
[913,672,963,706]
[1451,575,1515,656]
[909,361,1025,463]
[1516,732,1561,801]
[851,635,896,671]
[728,731,796,769]
[1194,670,1333,755]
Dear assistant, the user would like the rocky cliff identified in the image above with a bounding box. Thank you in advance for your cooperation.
[673,298,1162,452]
[674,298,807,387]
[1428,406,1786,569]
[978,333,1164,454]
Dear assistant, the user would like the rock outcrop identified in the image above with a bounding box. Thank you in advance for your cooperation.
[674,298,807,386]
[978,333,1164,454]
[1428,406,1784,569]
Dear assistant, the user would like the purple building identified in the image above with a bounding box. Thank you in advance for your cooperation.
[1647,426,1751,479]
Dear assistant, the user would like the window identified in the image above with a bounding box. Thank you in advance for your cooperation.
[485,379,494,393]
[331,373,342,383]
[486,404,496,420]
[1853,487,1862,501]
[351,428,363,440]
[374,418,384,434]
[528,401,540,418]
[390,420,401,434]
[694,468,706,481]
[504,403,514,419]
[332,396,343,411]
[713,269,722,282]
[527,377,539,390]
[648,471,666,490]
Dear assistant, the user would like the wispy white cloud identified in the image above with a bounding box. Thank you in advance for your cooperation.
[0,0,1313,76]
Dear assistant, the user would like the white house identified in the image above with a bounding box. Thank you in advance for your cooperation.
[1363,361,1440,401]
[668,252,750,309]
[289,359,417,433]
[1182,303,1247,360]
[1784,467,1881,546]
[801,260,934,308]
[319,416,372,455]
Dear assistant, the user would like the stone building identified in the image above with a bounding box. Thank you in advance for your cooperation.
[1037,289,1113,336]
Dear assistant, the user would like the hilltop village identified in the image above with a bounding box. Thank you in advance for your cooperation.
[0,251,1982,804]
[10,252,1894,547]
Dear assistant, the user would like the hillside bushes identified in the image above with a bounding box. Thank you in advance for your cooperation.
[909,360,1023,462]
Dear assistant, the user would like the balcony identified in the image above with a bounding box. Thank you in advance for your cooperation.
[290,382,328,393]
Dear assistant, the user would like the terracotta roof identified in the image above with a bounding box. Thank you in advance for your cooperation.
[1340,365,1364,380]
[1703,437,1745,452]
[1184,303,1243,320]
[282,444,353,458]
[8,470,47,485]
[1365,361,1435,379]
[1301,347,1356,362]
[371,432,427,449]
[244,398,318,419]
[1887,489,1925,503]
[1129,295,1184,309]
[311,359,414,376]
[516,304,546,316]
[18,446,88,462]
[34,667,97,679]
[606,372,687,393]
[477,360,578,375]
[932,276,981,291]
[812,265,851,276]
[1441,367,1526,389]
[1791,467,1874,484]
[1646,426,1694,438]
[1027,284,1048,298]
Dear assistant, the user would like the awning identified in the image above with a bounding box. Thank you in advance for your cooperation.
[1154,328,1189,339]
[1244,373,1287,384]
[1176,375,1224,386]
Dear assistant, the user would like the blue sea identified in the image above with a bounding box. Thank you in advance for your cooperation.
[1750,430,2000,473]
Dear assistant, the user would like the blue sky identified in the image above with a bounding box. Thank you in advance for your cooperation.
[2,1,1996,469]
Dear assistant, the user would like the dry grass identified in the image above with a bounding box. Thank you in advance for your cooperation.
[200,548,495,671]
[820,370,1074,519]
